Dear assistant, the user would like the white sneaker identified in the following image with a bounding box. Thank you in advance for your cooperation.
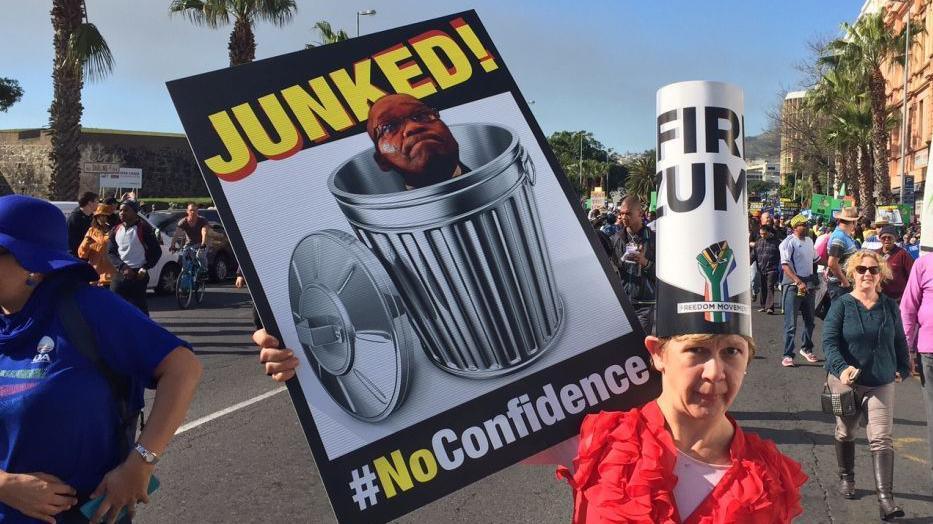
[781,357,795,367]
[799,350,819,363]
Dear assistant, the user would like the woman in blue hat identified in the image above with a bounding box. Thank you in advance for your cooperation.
[0,195,202,523]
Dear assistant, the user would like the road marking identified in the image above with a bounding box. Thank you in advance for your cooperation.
[175,387,288,435]
[900,453,928,465]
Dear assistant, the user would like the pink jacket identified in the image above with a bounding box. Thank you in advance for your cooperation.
[900,253,933,353]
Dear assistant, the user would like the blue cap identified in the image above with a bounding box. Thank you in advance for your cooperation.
[0,195,97,278]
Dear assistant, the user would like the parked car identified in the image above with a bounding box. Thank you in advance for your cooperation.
[146,209,239,283]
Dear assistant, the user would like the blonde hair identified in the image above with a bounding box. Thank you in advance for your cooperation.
[655,333,757,359]
[844,249,892,291]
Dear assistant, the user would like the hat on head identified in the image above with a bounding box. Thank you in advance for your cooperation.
[0,195,96,277]
[879,225,898,239]
[120,199,140,213]
[789,213,809,228]
[836,207,859,222]
[654,80,751,339]
[93,203,114,217]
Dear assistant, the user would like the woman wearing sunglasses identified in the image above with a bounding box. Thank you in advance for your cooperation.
[823,249,912,520]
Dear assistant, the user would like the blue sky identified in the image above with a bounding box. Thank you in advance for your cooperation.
[1,1,860,153]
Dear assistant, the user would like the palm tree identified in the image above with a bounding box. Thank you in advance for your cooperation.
[169,0,297,66]
[48,0,113,200]
[823,12,919,216]
[624,152,656,205]
[306,21,350,48]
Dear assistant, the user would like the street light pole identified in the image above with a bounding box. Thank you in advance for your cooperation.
[578,132,584,187]
[357,9,376,37]
[899,3,911,205]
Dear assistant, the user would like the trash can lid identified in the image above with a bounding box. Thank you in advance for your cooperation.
[288,229,413,422]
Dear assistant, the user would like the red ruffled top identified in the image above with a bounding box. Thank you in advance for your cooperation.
[557,401,807,524]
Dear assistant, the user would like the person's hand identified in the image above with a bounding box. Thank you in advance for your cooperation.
[89,456,153,524]
[796,281,807,294]
[254,329,299,382]
[895,372,904,383]
[635,251,648,267]
[234,276,246,289]
[137,268,147,278]
[121,267,136,280]
[0,472,77,524]
[910,352,921,377]
[840,366,860,386]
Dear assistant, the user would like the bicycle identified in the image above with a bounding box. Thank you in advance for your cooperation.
[174,244,207,309]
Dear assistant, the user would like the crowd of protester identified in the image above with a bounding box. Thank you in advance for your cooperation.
[579,199,933,519]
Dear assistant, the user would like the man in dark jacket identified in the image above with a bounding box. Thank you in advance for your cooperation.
[876,225,913,302]
[752,225,781,313]
[611,196,656,334]
[66,191,98,257]
[107,200,162,315]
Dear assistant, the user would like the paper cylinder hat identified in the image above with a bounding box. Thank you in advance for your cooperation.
[654,81,752,338]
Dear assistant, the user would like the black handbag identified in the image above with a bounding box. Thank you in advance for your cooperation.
[820,383,859,417]
[814,292,831,320]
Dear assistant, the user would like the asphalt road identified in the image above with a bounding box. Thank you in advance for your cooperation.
[135,285,933,524]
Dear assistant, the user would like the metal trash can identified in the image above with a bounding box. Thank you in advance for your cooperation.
[328,123,563,378]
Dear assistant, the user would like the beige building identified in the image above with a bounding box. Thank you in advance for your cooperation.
[779,90,808,183]
[878,0,932,208]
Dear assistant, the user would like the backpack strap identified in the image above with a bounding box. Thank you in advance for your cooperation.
[57,281,139,455]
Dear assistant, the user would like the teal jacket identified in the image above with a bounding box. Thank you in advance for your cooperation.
[822,293,911,386]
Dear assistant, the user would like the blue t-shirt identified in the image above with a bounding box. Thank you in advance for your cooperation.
[0,277,188,522]
[827,228,858,281]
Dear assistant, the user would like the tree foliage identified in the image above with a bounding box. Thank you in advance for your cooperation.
[810,12,922,219]
[169,0,296,65]
[546,130,625,198]
[47,0,115,200]
[624,151,656,205]
[0,78,23,112]
[306,21,350,48]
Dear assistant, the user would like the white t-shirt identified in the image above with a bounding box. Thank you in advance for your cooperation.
[779,234,818,284]
[114,223,147,269]
[673,448,730,520]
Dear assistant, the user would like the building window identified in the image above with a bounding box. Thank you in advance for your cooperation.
[920,99,925,146]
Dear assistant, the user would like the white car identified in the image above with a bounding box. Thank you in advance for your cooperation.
[144,217,182,294]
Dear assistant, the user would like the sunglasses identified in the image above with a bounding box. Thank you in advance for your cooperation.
[855,265,880,275]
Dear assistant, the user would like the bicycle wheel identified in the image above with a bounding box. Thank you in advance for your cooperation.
[176,270,194,309]
[195,277,206,304]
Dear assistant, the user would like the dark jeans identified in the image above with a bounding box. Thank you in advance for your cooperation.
[782,284,815,357]
[757,269,779,309]
[111,270,150,316]
[920,353,933,483]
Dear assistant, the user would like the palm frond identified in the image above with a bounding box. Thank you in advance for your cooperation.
[65,23,114,82]
[169,0,230,29]
[254,0,297,26]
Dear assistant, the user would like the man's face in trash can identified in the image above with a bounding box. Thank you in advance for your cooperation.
[367,94,460,188]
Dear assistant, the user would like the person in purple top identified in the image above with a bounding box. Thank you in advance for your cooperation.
[900,252,933,494]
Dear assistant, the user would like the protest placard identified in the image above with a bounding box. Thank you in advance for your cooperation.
[167,11,658,522]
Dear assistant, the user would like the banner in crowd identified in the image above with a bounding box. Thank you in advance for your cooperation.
[167,11,658,523]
